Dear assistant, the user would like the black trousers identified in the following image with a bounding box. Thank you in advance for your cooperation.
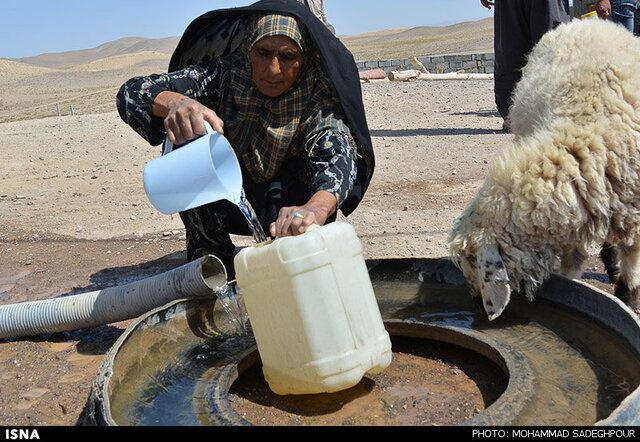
[179,158,336,279]
[494,0,571,118]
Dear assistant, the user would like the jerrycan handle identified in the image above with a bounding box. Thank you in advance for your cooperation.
[162,121,215,156]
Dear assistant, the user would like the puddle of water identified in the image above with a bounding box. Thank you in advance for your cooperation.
[0,271,32,287]
[0,271,32,300]
[418,312,476,328]
[372,279,640,425]
[111,330,255,426]
[106,268,640,426]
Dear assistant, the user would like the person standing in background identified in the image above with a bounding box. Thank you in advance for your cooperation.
[297,0,327,23]
[297,0,336,33]
[480,0,571,132]
[595,0,640,33]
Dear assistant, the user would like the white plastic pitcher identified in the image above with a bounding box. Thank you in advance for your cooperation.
[234,222,393,396]
[143,122,243,215]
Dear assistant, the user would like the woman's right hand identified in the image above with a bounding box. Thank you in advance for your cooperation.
[154,92,225,145]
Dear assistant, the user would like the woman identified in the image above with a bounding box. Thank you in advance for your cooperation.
[116,0,374,276]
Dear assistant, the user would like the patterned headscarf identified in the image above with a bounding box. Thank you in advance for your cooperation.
[218,14,347,183]
[249,14,305,50]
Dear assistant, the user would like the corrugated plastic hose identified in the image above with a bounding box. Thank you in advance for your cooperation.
[0,255,227,340]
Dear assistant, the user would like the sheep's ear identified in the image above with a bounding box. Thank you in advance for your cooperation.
[477,243,511,321]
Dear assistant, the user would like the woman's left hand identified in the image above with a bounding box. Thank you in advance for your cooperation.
[270,191,337,238]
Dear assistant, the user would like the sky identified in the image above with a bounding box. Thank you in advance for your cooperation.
[0,0,494,59]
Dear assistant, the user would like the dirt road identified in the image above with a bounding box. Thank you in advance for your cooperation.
[0,80,614,425]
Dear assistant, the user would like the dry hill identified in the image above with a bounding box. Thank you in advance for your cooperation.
[0,59,56,83]
[341,18,493,61]
[0,52,171,122]
[2,18,493,123]
[17,37,179,68]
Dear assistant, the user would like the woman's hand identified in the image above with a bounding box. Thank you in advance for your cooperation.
[270,191,337,238]
[595,0,612,18]
[152,91,224,145]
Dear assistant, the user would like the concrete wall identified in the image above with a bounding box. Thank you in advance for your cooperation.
[355,53,495,74]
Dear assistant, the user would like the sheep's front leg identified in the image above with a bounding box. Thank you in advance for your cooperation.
[614,243,640,314]
[560,245,588,280]
[600,242,621,285]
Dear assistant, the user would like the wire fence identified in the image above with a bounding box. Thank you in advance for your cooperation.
[0,87,120,124]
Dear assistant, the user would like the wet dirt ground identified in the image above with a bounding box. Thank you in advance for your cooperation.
[0,80,623,425]
[230,337,507,426]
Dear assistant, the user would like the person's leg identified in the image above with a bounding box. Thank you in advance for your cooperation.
[494,0,570,131]
[529,0,571,44]
[601,242,621,284]
[180,200,247,279]
[614,242,640,314]
[610,0,639,32]
[494,0,533,125]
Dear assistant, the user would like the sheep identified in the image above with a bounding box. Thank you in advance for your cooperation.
[449,19,640,321]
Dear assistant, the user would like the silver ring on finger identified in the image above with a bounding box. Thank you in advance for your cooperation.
[292,211,305,220]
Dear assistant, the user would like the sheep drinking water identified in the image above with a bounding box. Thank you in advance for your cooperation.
[449,19,640,320]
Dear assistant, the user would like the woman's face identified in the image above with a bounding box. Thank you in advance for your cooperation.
[249,36,304,98]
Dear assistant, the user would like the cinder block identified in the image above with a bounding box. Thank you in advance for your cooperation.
[451,55,470,62]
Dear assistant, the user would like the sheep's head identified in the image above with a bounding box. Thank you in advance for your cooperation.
[449,210,512,321]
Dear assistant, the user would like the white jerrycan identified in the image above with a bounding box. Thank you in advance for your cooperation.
[234,222,392,396]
